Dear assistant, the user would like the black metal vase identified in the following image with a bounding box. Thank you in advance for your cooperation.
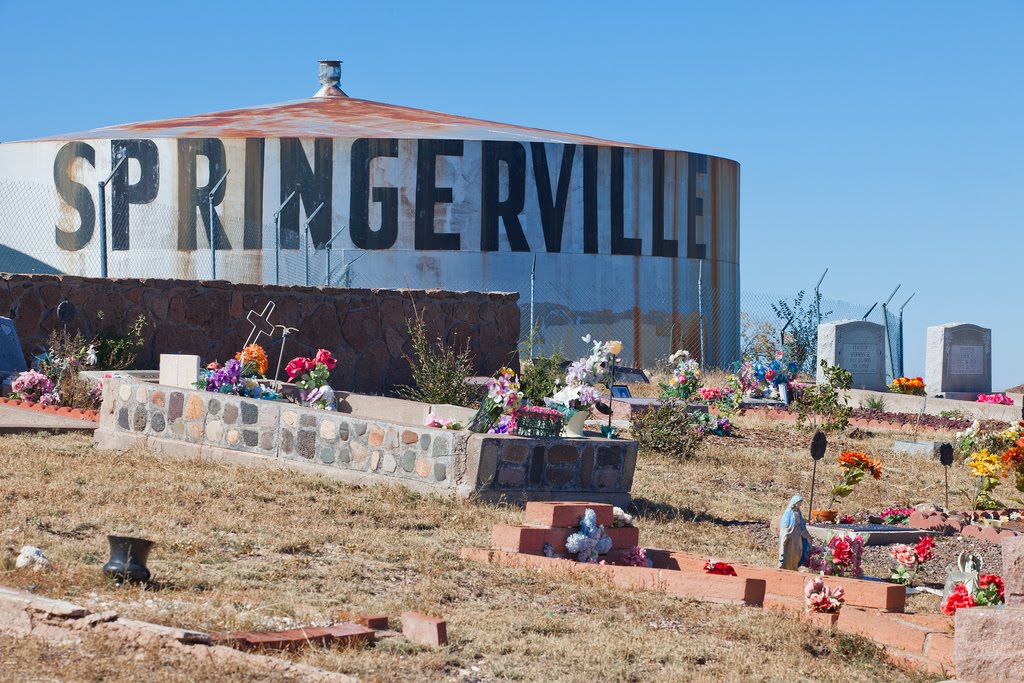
[103,535,154,583]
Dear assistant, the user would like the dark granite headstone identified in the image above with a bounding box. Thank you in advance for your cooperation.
[0,316,27,380]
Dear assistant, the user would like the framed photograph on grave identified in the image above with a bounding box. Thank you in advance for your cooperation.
[611,385,632,398]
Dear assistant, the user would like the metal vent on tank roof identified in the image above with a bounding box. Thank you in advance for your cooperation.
[313,60,348,98]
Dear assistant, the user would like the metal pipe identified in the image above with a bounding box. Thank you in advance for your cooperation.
[96,155,128,278]
[697,260,705,369]
[322,226,347,287]
[340,251,365,287]
[302,202,325,287]
[529,255,537,359]
[208,170,230,280]
[813,268,828,326]
[272,191,297,285]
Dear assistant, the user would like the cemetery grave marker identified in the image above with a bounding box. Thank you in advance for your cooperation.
[158,354,201,389]
[244,302,276,349]
[816,320,886,391]
[925,323,992,398]
[0,316,28,380]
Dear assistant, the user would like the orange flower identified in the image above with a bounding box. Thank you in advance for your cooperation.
[1002,446,1024,475]
[235,344,269,375]
[838,450,883,479]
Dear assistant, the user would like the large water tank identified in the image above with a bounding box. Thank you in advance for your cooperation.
[0,60,739,368]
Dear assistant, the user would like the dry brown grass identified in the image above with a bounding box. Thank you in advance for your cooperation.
[0,425,950,682]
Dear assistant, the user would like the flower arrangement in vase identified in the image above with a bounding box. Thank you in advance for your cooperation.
[197,344,281,401]
[814,450,882,521]
[805,576,845,613]
[660,349,702,400]
[889,376,925,395]
[548,336,617,437]
[10,369,57,405]
[889,536,934,586]
[286,349,337,409]
[468,367,521,433]
[942,574,1004,615]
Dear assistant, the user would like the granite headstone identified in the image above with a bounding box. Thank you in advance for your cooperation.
[0,316,28,380]
[925,323,991,398]
[816,320,886,391]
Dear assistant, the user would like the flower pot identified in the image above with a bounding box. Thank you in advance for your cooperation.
[810,509,838,524]
[562,409,589,438]
[103,535,154,583]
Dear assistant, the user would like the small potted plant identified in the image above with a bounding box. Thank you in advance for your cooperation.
[812,450,882,522]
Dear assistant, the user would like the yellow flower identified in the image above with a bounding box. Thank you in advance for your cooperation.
[967,449,1002,478]
[607,340,623,355]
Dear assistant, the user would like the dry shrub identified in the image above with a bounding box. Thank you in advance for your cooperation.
[632,399,704,460]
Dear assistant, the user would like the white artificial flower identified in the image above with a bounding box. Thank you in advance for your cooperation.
[86,345,98,366]
[15,546,49,572]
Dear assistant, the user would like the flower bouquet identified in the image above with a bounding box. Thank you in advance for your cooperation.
[286,349,337,410]
[879,507,913,525]
[941,574,1004,616]
[564,508,612,563]
[548,336,616,435]
[977,393,1013,405]
[805,576,845,613]
[10,369,57,405]
[704,559,737,576]
[827,450,883,511]
[660,349,702,400]
[806,532,867,578]
[889,536,935,586]
[469,367,521,433]
[889,376,925,395]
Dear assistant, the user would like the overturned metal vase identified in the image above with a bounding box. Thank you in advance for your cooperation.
[102,535,154,583]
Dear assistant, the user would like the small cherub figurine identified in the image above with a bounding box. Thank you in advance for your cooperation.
[778,494,814,570]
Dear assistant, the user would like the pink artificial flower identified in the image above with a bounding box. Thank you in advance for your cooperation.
[891,544,917,568]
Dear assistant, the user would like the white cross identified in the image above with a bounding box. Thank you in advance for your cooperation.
[244,302,276,348]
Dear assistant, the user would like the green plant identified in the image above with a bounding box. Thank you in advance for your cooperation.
[940,409,966,420]
[93,312,148,370]
[771,291,832,374]
[794,360,853,433]
[518,352,566,407]
[631,399,704,460]
[36,328,101,410]
[396,305,476,407]
[860,395,887,412]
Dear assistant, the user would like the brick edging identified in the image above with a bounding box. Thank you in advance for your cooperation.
[0,396,99,423]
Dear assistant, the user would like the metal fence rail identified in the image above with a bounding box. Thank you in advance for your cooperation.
[0,179,907,378]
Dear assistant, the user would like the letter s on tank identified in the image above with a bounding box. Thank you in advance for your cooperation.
[53,141,96,251]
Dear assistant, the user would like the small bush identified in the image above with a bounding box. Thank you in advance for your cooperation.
[860,395,887,412]
[519,352,566,406]
[794,360,853,433]
[631,399,704,460]
[94,312,148,370]
[396,307,476,407]
[940,408,966,420]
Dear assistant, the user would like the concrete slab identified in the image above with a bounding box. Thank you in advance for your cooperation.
[808,523,935,546]
[893,440,950,459]
[0,403,97,434]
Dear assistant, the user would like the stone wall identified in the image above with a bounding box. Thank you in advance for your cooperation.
[0,273,519,395]
[95,377,637,505]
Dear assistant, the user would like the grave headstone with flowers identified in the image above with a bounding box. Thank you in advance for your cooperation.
[925,323,992,400]
[816,320,886,391]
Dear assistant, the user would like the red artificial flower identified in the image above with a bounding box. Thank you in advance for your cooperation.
[314,348,337,370]
[839,514,857,525]
[703,559,737,576]
[285,356,314,381]
[980,574,1005,599]
[830,537,853,565]
[913,536,935,564]
[941,584,976,616]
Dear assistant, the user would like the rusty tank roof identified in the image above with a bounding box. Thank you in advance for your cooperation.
[14,95,663,148]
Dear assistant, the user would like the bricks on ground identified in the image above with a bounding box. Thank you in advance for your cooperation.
[463,501,954,675]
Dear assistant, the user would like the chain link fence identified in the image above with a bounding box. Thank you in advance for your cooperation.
[0,180,904,378]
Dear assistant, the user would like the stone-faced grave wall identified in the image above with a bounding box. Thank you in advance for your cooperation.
[94,376,636,506]
[0,273,519,395]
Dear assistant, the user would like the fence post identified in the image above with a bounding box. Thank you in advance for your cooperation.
[272,191,297,286]
[529,255,536,360]
[698,260,705,369]
[96,155,128,278]
[208,170,230,280]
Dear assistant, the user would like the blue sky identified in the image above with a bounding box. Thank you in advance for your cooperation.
[2,1,1021,387]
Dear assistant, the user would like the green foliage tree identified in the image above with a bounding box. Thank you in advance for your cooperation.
[771,291,832,374]
[794,360,853,433]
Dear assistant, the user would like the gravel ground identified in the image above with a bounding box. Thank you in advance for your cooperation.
[737,520,1002,586]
